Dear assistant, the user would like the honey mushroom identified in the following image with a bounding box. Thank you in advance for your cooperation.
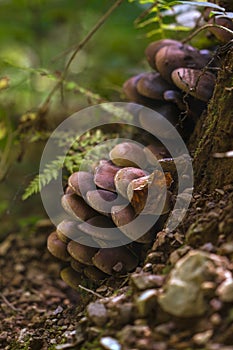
[47,231,70,261]
[47,139,175,285]
[154,44,211,84]
[109,141,148,168]
[123,39,215,138]
[145,39,181,70]
[208,16,233,43]
[171,68,216,102]
[47,24,232,288]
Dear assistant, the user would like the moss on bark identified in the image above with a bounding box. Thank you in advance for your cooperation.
[189,48,233,191]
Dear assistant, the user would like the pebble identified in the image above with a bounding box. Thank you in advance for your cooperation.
[210,298,222,311]
[53,305,64,315]
[143,263,153,272]
[192,329,213,345]
[210,313,222,325]
[216,278,233,302]
[87,301,108,326]
[158,251,213,317]
[136,289,158,317]
[100,336,121,350]
[131,273,164,290]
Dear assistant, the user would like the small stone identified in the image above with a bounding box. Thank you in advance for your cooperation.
[87,301,108,327]
[210,298,223,311]
[192,329,213,345]
[0,332,7,340]
[146,252,163,264]
[136,289,158,317]
[107,293,126,307]
[154,322,175,336]
[14,263,25,272]
[210,313,222,325]
[143,263,153,272]
[215,188,224,195]
[100,336,121,350]
[158,250,216,317]
[53,305,63,315]
[131,273,164,290]
[219,242,233,255]
[117,303,133,325]
[169,246,190,265]
[217,278,233,302]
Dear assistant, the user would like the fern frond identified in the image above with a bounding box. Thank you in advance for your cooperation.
[22,129,119,200]
[22,156,64,200]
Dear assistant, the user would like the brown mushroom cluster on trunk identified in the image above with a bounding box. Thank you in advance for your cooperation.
[47,141,174,287]
[204,0,233,43]
[123,37,221,140]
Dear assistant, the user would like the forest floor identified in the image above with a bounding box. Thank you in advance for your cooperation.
[1,187,233,350]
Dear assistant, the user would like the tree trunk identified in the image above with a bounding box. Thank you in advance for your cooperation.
[188,48,233,191]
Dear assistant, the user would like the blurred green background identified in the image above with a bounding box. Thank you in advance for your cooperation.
[0,0,151,237]
[0,0,211,238]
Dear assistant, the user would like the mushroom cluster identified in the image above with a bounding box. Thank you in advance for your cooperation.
[123,39,217,139]
[47,141,173,288]
[204,0,233,43]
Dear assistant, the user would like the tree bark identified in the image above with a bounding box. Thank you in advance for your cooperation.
[189,48,233,191]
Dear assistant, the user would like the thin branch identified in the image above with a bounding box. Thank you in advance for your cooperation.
[39,0,124,114]
[78,284,103,299]
[182,23,233,44]
[63,0,124,78]
[134,2,157,25]
[0,292,21,312]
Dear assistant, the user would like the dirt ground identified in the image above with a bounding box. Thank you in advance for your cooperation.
[0,186,233,350]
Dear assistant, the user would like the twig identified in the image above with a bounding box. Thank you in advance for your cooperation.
[213,150,233,158]
[78,284,103,299]
[134,2,157,25]
[39,0,124,114]
[182,23,233,44]
[0,292,20,312]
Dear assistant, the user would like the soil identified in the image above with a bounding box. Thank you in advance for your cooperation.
[1,185,233,350]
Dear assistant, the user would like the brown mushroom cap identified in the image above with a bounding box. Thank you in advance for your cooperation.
[84,266,108,281]
[60,266,82,290]
[61,193,98,221]
[67,240,98,265]
[143,144,169,166]
[68,171,95,197]
[208,16,233,43]
[111,204,136,229]
[155,44,210,83]
[145,39,181,69]
[127,170,172,215]
[136,72,175,100]
[65,186,75,195]
[163,90,186,111]
[123,74,163,108]
[111,204,157,243]
[57,219,83,243]
[78,216,124,243]
[138,104,180,140]
[86,189,121,216]
[109,142,148,168]
[47,231,70,261]
[114,167,148,198]
[70,258,85,273]
[94,160,121,192]
[92,246,139,275]
[171,68,216,102]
